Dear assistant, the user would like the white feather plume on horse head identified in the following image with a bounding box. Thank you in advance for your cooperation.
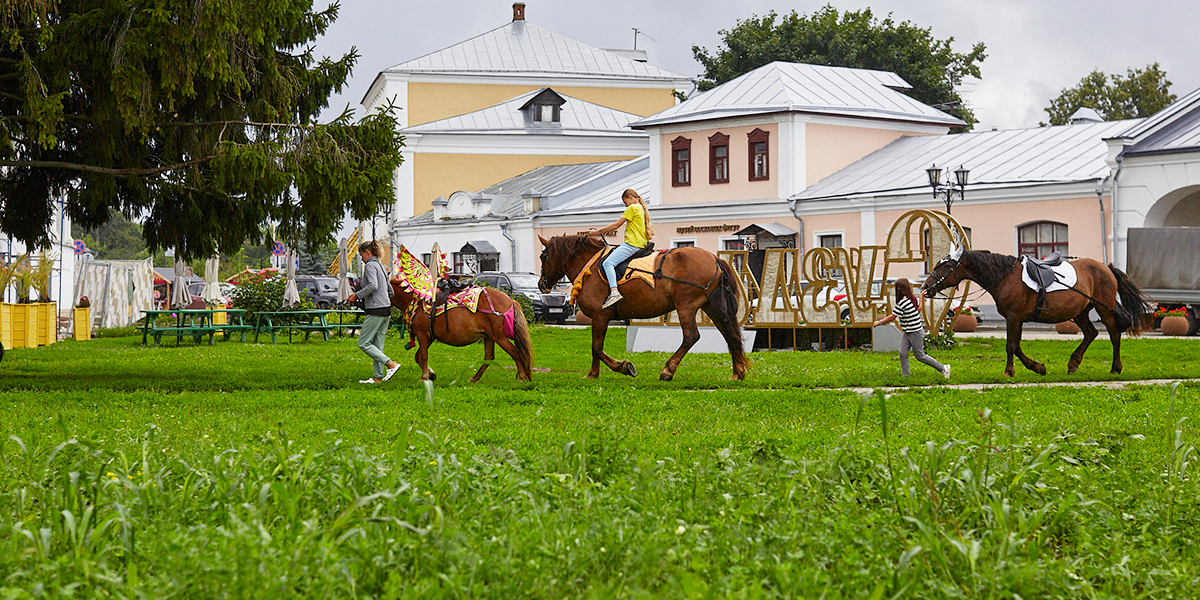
[949,227,965,261]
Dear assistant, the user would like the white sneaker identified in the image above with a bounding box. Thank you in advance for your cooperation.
[382,363,401,382]
[941,364,951,380]
[601,291,623,309]
[359,377,380,384]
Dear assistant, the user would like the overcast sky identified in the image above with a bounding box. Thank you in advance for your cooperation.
[312,0,1200,131]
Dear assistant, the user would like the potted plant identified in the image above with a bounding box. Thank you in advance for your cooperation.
[1055,320,1081,334]
[29,252,57,345]
[74,296,92,341]
[6,255,39,347]
[1157,306,1189,336]
[952,305,977,332]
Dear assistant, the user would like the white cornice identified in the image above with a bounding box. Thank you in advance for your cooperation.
[792,181,1106,216]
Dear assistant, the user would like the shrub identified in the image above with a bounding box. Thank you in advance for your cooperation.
[229,275,315,322]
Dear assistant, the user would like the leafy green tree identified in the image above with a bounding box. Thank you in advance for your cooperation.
[71,211,146,260]
[692,5,986,129]
[0,0,403,261]
[1042,63,1176,126]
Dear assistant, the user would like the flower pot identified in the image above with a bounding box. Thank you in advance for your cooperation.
[212,310,228,325]
[1055,320,1081,334]
[1160,315,1188,336]
[953,313,977,332]
[5,302,38,348]
[73,307,91,341]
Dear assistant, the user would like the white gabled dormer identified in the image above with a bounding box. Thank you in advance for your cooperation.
[520,88,567,128]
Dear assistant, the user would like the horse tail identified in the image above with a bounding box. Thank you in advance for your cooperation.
[1109,264,1153,336]
[708,257,750,378]
[510,294,534,374]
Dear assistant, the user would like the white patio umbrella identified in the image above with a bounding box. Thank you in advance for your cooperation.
[282,249,301,308]
[201,255,223,306]
[337,238,351,304]
[170,257,189,308]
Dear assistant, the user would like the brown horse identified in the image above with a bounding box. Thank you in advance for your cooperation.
[389,279,533,382]
[922,248,1152,376]
[538,234,749,381]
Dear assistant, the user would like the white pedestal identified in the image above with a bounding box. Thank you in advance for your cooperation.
[627,326,756,353]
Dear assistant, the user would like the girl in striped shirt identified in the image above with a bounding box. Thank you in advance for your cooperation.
[873,278,951,379]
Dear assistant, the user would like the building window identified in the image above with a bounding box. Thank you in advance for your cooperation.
[535,103,559,122]
[672,239,696,249]
[709,132,729,184]
[422,253,431,267]
[1018,221,1068,259]
[748,128,769,181]
[671,136,691,187]
[451,252,464,274]
[819,233,843,278]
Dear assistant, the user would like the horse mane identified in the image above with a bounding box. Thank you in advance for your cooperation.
[550,234,606,265]
[962,250,1019,289]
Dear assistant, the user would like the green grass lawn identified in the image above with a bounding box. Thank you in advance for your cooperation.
[2,327,1198,598]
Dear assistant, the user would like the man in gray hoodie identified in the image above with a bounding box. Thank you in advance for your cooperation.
[347,240,401,383]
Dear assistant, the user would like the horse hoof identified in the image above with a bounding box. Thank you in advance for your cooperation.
[1034,364,1047,376]
[428,371,437,381]
[1003,371,1015,378]
[1067,364,1079,374]
[659,371,673,382]
[623,362,638,377]
[468,376,481,383]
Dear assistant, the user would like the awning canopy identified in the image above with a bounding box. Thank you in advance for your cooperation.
[461,240,500,254]
[734,223,797,238]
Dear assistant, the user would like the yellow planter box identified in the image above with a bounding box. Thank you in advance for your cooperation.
[5,302,38,348]
[39,302,57,346]
[73,307,91,341]
[0,303,11,350]
[212,310,227,325]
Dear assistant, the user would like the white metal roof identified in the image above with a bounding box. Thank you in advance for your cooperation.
[630,61,964,129]
[794,119,1140,201]
[401,88,644,136]
[386,20,689,82]
[1114,87,1200,156]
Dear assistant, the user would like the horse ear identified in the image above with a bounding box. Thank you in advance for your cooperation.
[948,227,964,260]
[538,235,549,246]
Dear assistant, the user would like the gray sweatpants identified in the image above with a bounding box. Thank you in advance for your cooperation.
[899,330,944,376]
[358,314,392,379]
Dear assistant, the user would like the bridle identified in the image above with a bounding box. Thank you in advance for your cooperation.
[924,257,961,295]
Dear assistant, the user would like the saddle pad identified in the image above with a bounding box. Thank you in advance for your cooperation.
[396,245,435,302]
[1020,257,1077,292]
[432,287,483,317]
[617,254,658,288]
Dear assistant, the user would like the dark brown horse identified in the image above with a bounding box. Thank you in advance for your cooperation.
[389,279,533,382]
[923,248,1152,376]
[538,234,749,381]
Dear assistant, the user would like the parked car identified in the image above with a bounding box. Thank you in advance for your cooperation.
[295,276,340,308]
[186,281,237,307]
[472,271,571,324]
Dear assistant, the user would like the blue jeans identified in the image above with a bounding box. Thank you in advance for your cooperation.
[602,243,641,288]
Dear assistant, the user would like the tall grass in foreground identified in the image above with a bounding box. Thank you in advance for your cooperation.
[2,385,1197,598]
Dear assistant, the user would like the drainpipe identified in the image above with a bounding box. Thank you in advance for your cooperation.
[1096,182,1108,264]
[500,222,517,271]
[788,199,804,254]
[1111,154,1125,269]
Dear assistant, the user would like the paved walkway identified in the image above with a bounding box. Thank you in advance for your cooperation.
[848,378,1199,394]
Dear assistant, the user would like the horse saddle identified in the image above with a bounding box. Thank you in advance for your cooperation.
[1020,255,1078,317]
[605,242,656,282]
[435,276,474,311]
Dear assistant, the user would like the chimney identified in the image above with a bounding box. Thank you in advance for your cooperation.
[513,3,525,21]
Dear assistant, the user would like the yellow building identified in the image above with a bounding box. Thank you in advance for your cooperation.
[361,3,692,218]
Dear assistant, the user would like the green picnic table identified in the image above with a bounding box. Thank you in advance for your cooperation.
[139,308,251,346]
[253,309,406,343]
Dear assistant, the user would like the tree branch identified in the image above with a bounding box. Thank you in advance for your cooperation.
[0,155,216,177]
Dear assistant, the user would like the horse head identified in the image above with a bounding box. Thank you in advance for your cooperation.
[537,235,563,293]
[923,229,966,295]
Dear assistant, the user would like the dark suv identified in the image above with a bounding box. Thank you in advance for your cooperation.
[296,276,340,308]
[473,271,571,324]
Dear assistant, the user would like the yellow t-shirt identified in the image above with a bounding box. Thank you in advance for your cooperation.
[621,203,648,247]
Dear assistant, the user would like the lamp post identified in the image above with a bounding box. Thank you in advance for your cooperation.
[926,164,969,214]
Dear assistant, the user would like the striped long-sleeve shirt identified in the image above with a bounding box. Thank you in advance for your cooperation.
[895,296,925,334]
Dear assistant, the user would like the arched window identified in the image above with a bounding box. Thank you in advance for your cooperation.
[1018,221,1068,259]
[671,136,691,187]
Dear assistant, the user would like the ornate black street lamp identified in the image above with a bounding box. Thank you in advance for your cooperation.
[926,164,969,213]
